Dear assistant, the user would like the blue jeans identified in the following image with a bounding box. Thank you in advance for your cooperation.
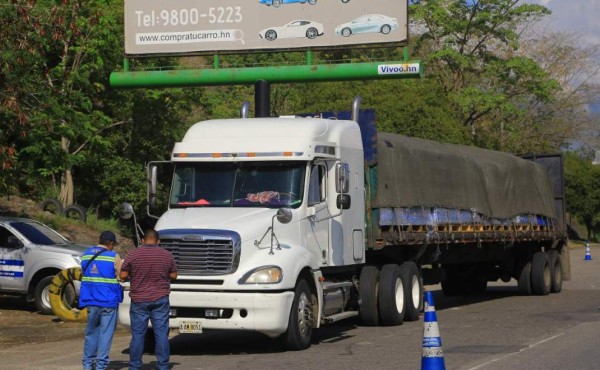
[82,306,118,370]
[129,296,171,370]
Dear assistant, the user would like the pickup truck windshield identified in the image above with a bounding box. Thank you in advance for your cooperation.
[170,161,306,208]
[10,221,69,245]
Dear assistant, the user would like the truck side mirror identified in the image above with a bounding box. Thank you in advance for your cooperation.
[148,164,158,208]
[337,194,351,210]
[276,208,293,224]
[6,236,23,249]
[119,202,135,220]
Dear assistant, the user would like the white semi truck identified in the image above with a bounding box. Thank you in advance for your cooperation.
[119,98,568,350]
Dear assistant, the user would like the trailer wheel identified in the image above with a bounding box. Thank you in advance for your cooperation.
[546,250,563,293]
[400,262,423,321]
[517,261,532,295]
[377,264,404,326]
[282,279,314,350]
[359,266,379,326]
[531,252,551,295]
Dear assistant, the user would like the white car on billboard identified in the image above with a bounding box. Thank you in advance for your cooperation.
[335,14,398,37]
[259,20,324,41]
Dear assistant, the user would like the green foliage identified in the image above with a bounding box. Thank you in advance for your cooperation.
[409,0,568,152]
[564,152,600,240]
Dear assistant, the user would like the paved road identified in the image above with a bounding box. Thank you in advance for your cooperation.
[1,244,598,370]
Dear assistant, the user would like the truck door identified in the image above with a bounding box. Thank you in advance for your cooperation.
[306,162,330,265]
[0,226,26,292]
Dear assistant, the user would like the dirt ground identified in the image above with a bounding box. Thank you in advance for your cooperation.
[0,195,134,348]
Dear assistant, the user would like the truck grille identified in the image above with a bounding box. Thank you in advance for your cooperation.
[159,230,241,275]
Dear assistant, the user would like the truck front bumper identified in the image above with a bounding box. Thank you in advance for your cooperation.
[118,290,295,338]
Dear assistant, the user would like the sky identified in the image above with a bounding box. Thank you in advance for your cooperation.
[531,0,600,46]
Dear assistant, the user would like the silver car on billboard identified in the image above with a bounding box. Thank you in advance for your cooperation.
[335,14,398,37]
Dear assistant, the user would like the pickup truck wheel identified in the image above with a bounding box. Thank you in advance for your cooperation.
[282,279,314,350]
[400,262,423,321]
[378,264,404,325]
[531,252,551,295]
[34,276,55,315]
[517,261,532,295]
[359,266,379,326]
[546,250,563,293]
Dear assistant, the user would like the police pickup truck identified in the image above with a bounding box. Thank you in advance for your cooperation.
[0,217,87,314]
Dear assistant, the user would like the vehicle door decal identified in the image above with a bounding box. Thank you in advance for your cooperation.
[0,259,25,277]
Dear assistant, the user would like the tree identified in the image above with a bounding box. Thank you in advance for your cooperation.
[2,0,125,206]
[409,0,572,152]
[564,152,600,241]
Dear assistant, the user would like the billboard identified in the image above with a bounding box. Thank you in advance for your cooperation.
[124,0,408,55]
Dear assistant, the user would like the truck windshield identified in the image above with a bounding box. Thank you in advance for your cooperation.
[170,161,306,208]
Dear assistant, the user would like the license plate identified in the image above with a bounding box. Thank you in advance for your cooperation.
[179,320,202,334]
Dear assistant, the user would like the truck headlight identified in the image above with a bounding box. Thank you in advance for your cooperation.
[238,266,283,284]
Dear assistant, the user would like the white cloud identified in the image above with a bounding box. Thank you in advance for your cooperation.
[530,0,600,45]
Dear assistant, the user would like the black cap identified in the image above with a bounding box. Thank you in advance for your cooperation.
[99,230,117,244]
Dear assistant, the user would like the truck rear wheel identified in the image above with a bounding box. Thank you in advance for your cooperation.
[282,279,314,350]
[531,252,551,295]
[378,264,404,326]
[359,266,379,326]
[400,262,423,321]
[517,261,532,295]
[547,250,562,293]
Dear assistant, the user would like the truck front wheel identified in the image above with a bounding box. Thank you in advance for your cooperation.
[34,276,55,315]
[282,279,314,350]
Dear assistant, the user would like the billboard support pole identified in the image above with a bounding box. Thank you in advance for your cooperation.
[255,80,271,118]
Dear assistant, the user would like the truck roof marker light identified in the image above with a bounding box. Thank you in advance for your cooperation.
[175,152,304,158]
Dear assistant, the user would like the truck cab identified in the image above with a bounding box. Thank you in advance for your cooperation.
[119,116,367,349]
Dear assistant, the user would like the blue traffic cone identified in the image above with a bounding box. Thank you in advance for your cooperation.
[584,242,592,261]
[421,291,446,370]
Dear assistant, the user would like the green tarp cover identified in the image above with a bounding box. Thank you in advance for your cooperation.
[374,133,557,219]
